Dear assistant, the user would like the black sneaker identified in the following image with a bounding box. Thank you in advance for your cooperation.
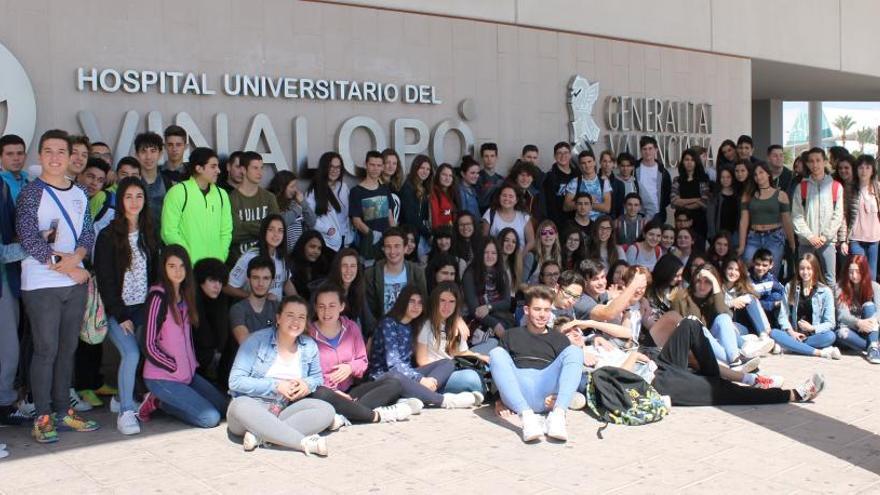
[0,405,30,426]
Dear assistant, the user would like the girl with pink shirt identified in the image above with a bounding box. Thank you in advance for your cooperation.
[139,245,228,428]
[308,284,417,424]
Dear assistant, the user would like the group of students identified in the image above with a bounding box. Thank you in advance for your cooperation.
[1,125,869,455]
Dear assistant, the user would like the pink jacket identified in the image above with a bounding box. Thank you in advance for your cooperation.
[308,316,367,391]
[142,285,197,383]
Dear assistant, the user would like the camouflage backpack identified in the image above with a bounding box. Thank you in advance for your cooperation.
[585,367,669,437]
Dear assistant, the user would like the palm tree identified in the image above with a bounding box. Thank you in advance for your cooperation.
[856,126,876,152]
[833,115,856,147]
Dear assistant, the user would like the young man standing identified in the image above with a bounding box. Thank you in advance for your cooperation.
[228,151,279,264]
[458,156,481,219]
[563,150,611,220]
[67,135,90,179]
[350,150,395,262]
[477,142,504,213]
[567,192,594,242]
[77,158,114,235]
[634,136,671,223]
[135,132,173,226]
[219,151,244,193]
[229,257,279,345]
[16,129,99,442]
[161,147,233,264]
[767,144,794,194]
[737,135,759,164]
[0,134,29,201]
[791,147,844,288]
[0,170,27,426]
[489,286,582,442]
[521,144,544,186]
[542,141,576,228]
[89,142,113,166]
[162,125,188,184]
[364,228,427,334]
[616,193,646,247]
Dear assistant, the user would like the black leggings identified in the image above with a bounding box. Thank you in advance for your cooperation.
[382,359,455,407]
[310,378,403,423]
[652,318,789,406]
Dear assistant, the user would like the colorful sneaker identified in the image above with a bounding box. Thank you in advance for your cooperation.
[32,415,58,443]
[69,388,92,412]
[137,393,158,422]
[77,389,103,407]
[753,374,784,389]
[57,409,100,432]
[94,384,118,396]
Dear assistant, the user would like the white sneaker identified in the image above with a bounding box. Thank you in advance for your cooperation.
[520,410,544,443]
[116,410,140,436]
[568,392,587,411]
[819,347,842,360]
[441,392,480,409]
[242,431,260,452]
[69,388,92,412]
[299,434,328,457]
[741,337,775,358]
[374,403,412,423]
[110,396,142,415]
[729,357,760,373]
[795,372,826,402]
[771,343,783,355]
[0,448,8,460]
[397,397,424,415]
[545,408,568,442]
[17,400,36,419]
[328,414,349,431]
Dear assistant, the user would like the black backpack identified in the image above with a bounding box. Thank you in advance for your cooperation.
[585,367,669,438]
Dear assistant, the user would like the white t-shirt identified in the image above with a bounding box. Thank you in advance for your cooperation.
[265,350,302,380]
[228,249,288,299]
[637,164,660,219]
[21,183,88,291]
[305,182,351,251]
[121,231,149,306]
[417,321,468,362]
[483,209,531,247]
[625,243,661,271]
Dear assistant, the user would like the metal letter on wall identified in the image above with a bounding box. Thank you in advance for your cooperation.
[431,119,474,166]
[174,112,211,163]
[392,118,430,170]
[567,75,600,153]
[293,116,308,172]
[244,113,290,171]
[336,116,387,176]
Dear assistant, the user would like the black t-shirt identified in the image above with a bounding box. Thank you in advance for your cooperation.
[500,326,571,370]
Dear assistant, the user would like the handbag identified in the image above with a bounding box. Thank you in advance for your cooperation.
[80,274,108,344]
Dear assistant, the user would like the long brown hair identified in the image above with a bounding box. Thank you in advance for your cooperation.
[159,244,199,327]
[381,148,404,191]
[428,282,464,355]
[109,177,158,282]
[405,154,433,202]
[328,248,364,322]
[386,285,426,331]
[721,258,757,297]
[788,252,828,306]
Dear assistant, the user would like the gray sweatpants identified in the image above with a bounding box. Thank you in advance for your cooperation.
[226,396,335,451]
[22,284,88,416]
[0,279,19,406]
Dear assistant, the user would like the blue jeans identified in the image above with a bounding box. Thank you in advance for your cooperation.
[144,374,228,428]
[769,329,836,356]
[708,314,743,364]
[837,302,879,352]
[107,315,141,413]
[850,241,879,281]
[733,296,772,336]
[488,345,582,414]
[744,228,785,278]
[444,369,483,394]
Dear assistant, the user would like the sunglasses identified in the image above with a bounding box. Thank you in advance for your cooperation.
[540,229,557,236]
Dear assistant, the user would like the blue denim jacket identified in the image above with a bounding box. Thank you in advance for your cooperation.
[780,283,835,333]
[459,184,480,219]
[228,327,324,399]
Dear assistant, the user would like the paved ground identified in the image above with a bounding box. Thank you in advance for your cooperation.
[1,352,880,494]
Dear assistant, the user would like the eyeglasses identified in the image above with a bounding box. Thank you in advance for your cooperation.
[560,287,581,300]
[599,226,613,232]
[540,229,556,236]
